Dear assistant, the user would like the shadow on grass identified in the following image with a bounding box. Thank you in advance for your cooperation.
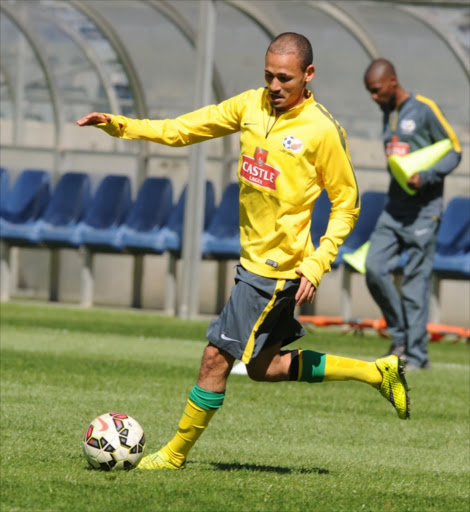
[211,462,329,475]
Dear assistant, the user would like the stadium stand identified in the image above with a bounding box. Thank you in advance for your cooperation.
[0,169,51,301]
[431,196,470,322]
[114,176,174,309]
[0,0,467,326]
[337,191,388,264]
[338,191,389,319]
[310,188,331,252]
[202,182,240,260]
[77,174,132,251]
[118,177,174,254]
[0,169,51,245]
[162,181,216,314]
[75,174,132,306]
[433,196,470,278]
[163,181,216,255]
[309,190,388,312]
[33,171,92,302]
[37,172,92,249]
[0,167,467,326]
[0,168,9,217]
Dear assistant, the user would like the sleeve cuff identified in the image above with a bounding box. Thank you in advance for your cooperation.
[298,260,323,289]
[418,169,438,187]
[94,114,126,138]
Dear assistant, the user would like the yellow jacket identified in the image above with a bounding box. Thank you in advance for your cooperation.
[97,87,360,288]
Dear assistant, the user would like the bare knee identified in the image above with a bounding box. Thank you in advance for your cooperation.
[197,344,235,392]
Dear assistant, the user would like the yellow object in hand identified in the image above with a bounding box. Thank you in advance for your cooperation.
[388,139,453,195]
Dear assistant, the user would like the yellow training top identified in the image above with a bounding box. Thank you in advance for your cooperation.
[96,87,360,288]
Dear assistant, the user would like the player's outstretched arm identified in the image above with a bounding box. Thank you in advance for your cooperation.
[76,112,111,126]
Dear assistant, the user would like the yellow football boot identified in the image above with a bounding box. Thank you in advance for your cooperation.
[138,450,185,470]
[376,355,410,420]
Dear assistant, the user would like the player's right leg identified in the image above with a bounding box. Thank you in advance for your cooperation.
[138,344,234,470]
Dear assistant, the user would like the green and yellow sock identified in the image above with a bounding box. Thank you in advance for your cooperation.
[161,385,225,467]
[290,349,381,387]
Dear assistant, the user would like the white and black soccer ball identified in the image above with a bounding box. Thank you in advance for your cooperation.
[83,412,146,470]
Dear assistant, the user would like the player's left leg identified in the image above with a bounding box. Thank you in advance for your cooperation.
[247,343,409,420]
[247,342,381,386]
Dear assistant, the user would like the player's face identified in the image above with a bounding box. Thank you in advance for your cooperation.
[365,74,398,111]
[265,52,315,113]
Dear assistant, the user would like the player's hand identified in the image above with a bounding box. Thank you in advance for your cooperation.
[294,270,316,307]
[407,172,422,190]
[76,112,110,126]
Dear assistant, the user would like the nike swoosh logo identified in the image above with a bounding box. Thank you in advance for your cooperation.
[221,333,241,343]
[98,417,109,431]
[414,228,429,236]
[243,122,257,126]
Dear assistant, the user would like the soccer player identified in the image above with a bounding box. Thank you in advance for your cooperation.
[363,59,462,371]
[77,33,410,470]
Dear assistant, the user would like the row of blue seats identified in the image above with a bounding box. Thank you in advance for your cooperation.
[0,168,220,256]
[0,167,469,278]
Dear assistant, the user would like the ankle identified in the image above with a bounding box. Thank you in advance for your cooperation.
[371,362,383,389]
[161,445,185,467]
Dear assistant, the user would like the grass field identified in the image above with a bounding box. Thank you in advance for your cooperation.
[1,302,469,512]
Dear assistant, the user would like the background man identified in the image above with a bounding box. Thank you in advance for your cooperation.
[364,58,462,371]
[78,34,410,471]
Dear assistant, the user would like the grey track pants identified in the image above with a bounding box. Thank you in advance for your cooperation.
[365,210,439,366]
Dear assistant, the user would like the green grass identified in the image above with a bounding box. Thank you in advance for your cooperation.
[1,302,469,512]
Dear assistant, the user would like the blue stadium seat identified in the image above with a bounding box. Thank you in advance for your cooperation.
[310,188,331,249]
[433,196,470,278]
[337,191,388,264]
[0,169,51,245]
[310,189,334,269]
[162,181,216,253]
[393,198,470,278]
[202,183,240,259]
[37,172,91,248]
[0,167,9,218]
[118,177,173,254]
[75,175,132,251]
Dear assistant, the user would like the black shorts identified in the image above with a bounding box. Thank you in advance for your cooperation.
[206,265,306,363]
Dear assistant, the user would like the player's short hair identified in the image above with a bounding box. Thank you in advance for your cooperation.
[364,58,397,81]
[267,32,313,71]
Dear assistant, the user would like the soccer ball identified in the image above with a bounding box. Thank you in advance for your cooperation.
[83,412,146,470]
